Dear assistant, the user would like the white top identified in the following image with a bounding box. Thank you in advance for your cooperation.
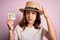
[13,25,44,40]
[13,15,48,40]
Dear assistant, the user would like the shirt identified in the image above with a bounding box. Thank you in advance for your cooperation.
[13,25,44,40]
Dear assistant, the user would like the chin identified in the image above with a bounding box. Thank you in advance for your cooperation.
[28,21,34,24]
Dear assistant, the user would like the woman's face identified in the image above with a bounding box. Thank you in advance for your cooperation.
[25,10,37,24]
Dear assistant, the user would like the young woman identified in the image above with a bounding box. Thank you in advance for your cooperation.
[7,1,57,40]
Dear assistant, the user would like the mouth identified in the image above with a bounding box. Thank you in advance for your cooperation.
[28,19,32,21]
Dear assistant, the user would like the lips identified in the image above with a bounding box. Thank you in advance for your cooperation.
[28,19,32,21]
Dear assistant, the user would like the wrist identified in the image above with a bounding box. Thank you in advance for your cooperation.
[9,30,14,33]
[44,14,49,19]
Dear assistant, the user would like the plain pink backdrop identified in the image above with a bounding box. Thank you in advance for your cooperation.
[0,0,60,40]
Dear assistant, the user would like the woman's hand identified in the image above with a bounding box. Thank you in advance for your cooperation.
[40,7,48,19]
[7,19,14,40]
[7,19,14,30]
[40,7,57,40]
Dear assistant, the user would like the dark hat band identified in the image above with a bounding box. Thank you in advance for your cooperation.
[25,7,39,11]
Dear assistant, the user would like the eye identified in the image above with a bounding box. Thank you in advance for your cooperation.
[32,11,36,14]
[26,10,30,14]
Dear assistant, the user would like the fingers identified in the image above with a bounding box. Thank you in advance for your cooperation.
[39,7,44,15]
[6,19,14,30]
[41,7,49,19]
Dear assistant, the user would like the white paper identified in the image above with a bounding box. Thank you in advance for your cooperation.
[8,13,16,20]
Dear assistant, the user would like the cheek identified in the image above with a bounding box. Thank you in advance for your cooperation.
[32,15,36,20]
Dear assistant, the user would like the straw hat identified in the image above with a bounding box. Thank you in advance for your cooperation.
[19,1,43,14]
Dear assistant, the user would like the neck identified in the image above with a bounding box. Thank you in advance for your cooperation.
[27,23,34,28]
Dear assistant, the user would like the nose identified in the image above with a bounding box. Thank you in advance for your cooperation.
[29,12,32,18]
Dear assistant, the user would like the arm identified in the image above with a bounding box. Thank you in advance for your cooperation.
[7,19,14,40]
[7,19,18,40]
[9,30,14,40]
[42,8,57,40]
[9,28,18,40]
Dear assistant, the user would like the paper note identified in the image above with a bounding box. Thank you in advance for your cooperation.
[8,13,16,20]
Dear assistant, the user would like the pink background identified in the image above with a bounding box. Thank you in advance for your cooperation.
[0,0,60,40]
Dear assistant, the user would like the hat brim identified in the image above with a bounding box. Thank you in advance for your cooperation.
[19,8,40,12]
[19,8,43,15]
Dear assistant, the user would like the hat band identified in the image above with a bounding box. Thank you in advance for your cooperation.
[25,7,39,10]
